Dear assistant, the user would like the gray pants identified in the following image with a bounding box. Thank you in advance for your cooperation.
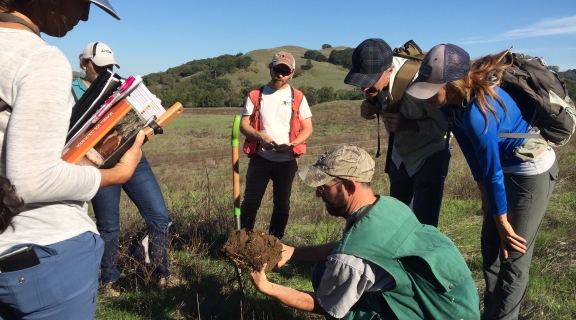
[481,160,559,319]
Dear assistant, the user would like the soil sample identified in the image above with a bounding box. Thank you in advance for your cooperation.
[220,229,282,273]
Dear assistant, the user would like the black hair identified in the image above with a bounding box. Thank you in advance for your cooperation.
[0,0,15,12]
[0,176,25,234]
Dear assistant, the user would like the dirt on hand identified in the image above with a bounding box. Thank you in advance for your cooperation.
[220,229,283,273]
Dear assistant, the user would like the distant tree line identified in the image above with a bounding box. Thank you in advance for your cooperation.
[303,50,327,62]
[551,67,576,101]
[144,53,253,107]
[557,69,576,81]
[142,50,365,108]
[300,86,363,105]
[328,48,354,69]
[302,48,354,69]
[145,53,252,86]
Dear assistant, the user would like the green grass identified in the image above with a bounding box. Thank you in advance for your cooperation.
[95,102,576,319]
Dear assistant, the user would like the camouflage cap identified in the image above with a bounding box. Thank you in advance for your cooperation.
[298,144,375,187]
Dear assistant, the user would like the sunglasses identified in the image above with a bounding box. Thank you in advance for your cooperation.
[316,180,345,195]
[273,66,292,76]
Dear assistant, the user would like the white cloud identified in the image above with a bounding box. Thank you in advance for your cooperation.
[462,15,576,44]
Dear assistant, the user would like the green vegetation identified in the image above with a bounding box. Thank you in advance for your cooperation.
[558,69,576,81]
[95,101,576,319]
[327,47,354,69]
[137,45,576,111]
[139,46,363,109]
[564,78,576,101]
[143,54,254,108]
[303,50,328,62]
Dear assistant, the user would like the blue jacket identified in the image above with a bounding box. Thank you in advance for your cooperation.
[440,86,530,215]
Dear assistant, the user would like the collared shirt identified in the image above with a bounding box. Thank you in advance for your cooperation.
[374,56,448,176]
[316,204,395,318]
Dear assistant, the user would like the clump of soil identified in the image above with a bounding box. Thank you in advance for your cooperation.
[220,229,282,273]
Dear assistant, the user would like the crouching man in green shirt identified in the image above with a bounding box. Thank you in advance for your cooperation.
[250,144,480,319]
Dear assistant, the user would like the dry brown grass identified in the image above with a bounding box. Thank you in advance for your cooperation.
[100,102,576,319]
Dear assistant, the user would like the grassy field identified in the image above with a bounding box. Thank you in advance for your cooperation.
[95,101,576,319]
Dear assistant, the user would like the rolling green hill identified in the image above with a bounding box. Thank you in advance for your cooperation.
[83,45,574,108]
[143,45,358,108]
[222,45,352,91]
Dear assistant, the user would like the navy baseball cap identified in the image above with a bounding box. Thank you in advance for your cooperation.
[344,38,393,88]
[406,43,470,99]
[89,0,120,20]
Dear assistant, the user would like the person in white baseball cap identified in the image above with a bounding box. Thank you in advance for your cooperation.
[80,41,120,69]
[73,41,120,99]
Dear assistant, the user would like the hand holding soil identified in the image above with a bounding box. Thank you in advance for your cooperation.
[220,228,283,273]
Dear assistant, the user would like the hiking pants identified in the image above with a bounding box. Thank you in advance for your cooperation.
[388,148,450,227]
[240,154,298,239]
[481,159,558,319]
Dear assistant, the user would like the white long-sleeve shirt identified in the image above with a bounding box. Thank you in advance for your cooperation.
[0,28,101,253]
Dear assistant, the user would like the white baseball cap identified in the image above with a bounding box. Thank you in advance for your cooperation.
[79,42,120,69]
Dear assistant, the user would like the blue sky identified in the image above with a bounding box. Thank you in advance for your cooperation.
[45,0,576,78]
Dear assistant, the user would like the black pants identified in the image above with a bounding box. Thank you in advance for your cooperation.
[240,154,298,239]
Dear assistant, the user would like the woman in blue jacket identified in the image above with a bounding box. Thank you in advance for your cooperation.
[406,43,558,319]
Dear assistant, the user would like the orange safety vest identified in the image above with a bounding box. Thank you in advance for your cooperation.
[242,86,306,156]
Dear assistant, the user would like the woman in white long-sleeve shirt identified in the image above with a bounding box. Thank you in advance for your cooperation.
[0,1,144,319]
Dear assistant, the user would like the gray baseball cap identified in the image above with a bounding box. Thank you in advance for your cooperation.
[299,144,375,187]
[89,0,120,20]
[344,38,393,88]
[405,43,470,99]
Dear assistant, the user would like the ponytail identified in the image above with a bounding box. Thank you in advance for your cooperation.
[448,50,512,130]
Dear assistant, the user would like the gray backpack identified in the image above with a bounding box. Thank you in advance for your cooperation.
[498,52,576,146]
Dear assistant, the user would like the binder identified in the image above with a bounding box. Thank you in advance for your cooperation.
[68,70,122,142]
[63,78,183,167]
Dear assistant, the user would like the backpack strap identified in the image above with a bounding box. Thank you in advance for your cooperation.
[389,40,425,110]
[389,59,422,109]
[0,13,40,37]
[383,41,425,170]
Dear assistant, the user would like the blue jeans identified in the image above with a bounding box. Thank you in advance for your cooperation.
[389,148,450,227]
[240,155,298,239]
[0,232,103,320]
[92,155,171,283]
